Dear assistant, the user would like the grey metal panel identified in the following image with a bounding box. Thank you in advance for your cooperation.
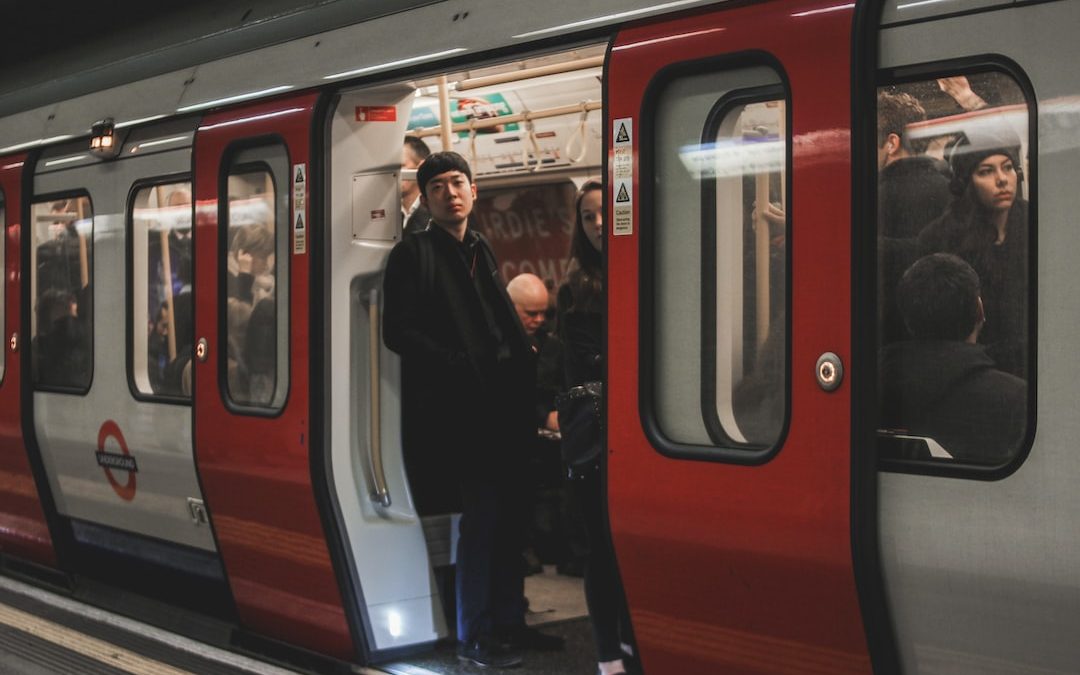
[878,3,1080,672]
[30,118,214,552]
[0,0,444,117]
[0,0,721,155]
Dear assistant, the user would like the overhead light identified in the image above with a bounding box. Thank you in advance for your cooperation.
[114,114,168,129]
[198,107,307,132]
[45,155,89,167]
[177,85,295,113]
[129,135,190,154]
[896,0,952,8]
[0,135,75,154]
[323,48,467,80]
[791,3,854,17]
[89,118,120,158]
[512,0,703,39]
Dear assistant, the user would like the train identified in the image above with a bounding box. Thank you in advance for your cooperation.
[0,0,1078,672]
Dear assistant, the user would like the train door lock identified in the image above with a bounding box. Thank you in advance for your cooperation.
[8,333,16,353]
[816,352,843,392]
[196,338,208,362]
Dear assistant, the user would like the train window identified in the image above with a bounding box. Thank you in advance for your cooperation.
[130,181,193,399]
[223,149,289,410]
[30,195,94,392]
[647,65,789,460]
[876,69,1033,469]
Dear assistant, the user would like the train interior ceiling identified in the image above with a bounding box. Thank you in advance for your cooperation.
[328,43,608,657]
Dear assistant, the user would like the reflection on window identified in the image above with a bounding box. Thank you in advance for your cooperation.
[31,196,93,391]
[225,167,283,408]
[876,70,1031,466]
[650,65,787,457]
[131,182,193,398]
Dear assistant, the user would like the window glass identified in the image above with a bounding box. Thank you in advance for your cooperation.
[131,182,193,398]
[876,70,1031,465]
[224,156,288,409]
[31,196,93,390]
[650,66,787,455]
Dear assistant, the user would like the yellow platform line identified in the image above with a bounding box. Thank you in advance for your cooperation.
[0,602,193,675]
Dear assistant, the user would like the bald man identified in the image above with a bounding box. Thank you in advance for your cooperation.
[507,273,548,337]
[508,273,560,433]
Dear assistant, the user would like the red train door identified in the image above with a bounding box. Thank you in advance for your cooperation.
[192,94,355,659]
[607,2,873,673]
[0,155,55,565]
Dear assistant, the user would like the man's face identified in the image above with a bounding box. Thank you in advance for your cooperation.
[514,296,547,335]
[422,170,476,227]
[401,147,420,192]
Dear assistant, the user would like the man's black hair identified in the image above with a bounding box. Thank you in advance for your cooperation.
[404,135,431,162]
[417,151,472,197]
[898,253,982,341]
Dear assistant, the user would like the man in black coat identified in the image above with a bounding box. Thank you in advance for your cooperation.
[877,90,954,345]
[382,152,561,668]
[879,253,1026,465]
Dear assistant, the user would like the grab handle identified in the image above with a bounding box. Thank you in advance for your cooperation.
[368,288,391,507]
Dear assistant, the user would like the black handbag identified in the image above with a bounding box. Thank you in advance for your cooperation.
[556,381,602,477]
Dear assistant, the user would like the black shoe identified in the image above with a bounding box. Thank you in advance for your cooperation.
[500,625,565,652]
[556,560,585,577]
[458,636,523,668]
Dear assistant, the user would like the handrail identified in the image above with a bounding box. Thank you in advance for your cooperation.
[368,288,391,507]
[453,56,604,91]
[412,100,601,139]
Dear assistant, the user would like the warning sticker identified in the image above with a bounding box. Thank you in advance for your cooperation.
[613,147,632,179]
[356,106,398,122]
[293,163,307,254]
[612,118,633,236]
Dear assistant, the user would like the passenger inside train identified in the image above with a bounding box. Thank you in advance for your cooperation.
[226,193,277,406]
[33,197,93,390]
[879,253,1026,463]
[876,70,1031,465]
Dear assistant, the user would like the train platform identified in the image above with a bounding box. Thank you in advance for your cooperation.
[0,567,604,675]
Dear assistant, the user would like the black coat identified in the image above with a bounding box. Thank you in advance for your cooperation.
[879,155,952,239]
[383,226,534,506]
[879,340,1026,464]
[403,204,431,236]
[917,199,1029,377]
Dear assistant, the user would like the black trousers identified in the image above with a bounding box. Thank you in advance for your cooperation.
[455,472,528,642]
[573,469,630,662]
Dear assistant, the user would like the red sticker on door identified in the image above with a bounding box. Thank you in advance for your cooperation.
[355,106,397,122]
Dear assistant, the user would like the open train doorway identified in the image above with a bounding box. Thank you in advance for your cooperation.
[321,44,605,665]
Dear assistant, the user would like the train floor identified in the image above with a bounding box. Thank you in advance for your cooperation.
[0,566,610,675]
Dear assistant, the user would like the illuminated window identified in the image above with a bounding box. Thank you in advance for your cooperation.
[223,146,289,410]
[130,181,193,398]
[647,65,788,460]
[876,69,1032,468]
[31,195,93,391]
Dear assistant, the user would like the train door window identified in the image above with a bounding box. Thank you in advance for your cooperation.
[647,65,788,459]
[130,181,193,399]
[875,68,1033,469]
[223,147,289,410]
[30,195,93,392]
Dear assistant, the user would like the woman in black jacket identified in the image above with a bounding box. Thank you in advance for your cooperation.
[558,180,629,675]
[917,126,1029,378]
